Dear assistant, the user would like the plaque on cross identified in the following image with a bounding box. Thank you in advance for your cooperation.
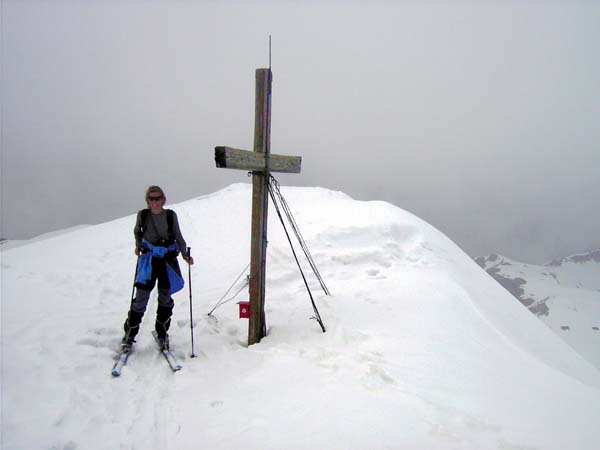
[215,68,302,346]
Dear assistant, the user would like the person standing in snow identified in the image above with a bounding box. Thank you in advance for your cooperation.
[121,185,194,351]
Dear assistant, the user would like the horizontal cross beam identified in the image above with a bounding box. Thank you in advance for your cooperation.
[215,146,302,174]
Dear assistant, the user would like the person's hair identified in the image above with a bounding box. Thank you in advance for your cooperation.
[145,185,166,207]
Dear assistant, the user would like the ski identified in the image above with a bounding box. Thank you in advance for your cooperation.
[152,331,182,372]
[111,348,131,377]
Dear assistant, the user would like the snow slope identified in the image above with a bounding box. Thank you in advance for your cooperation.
[2,183,599,450]
[0,225,91,251]
[476,252,600,370]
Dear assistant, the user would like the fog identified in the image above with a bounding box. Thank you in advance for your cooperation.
[2,0,599,263]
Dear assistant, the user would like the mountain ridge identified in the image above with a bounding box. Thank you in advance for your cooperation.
[476,249,600,369]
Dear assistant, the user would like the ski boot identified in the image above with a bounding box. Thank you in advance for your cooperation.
[155,305,173,350]
[121,335,136,352]
[122,310,143,352]
[156,334,170,351]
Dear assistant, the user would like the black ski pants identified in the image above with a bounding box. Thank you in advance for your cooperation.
[127,257,175,338]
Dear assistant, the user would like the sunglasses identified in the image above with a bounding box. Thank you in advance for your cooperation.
[148,196,163,202]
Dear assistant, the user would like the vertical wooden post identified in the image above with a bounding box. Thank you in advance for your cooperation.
[248,68,272,345]
[215,68,304,346]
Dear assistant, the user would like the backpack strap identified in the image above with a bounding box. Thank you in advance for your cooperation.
[166,209,174,239]
[135,209,150,243]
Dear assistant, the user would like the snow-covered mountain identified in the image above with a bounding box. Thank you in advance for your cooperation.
[475,251,600,369]
[2,184,599,450]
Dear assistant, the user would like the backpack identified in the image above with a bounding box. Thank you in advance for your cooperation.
[136,208,174,243]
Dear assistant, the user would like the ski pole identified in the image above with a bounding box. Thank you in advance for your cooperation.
[187,247,196,358]
[130,254,140,305]
[123,254,141,344]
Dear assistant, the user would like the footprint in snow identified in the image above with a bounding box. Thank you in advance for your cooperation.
[363,364,396,390]
[366,268,387,279]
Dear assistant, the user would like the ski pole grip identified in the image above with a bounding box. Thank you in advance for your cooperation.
[187,247,191,258]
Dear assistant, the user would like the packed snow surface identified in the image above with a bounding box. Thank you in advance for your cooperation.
[2,184,599,450]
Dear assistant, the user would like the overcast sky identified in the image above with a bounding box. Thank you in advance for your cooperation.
[2,0,599,263]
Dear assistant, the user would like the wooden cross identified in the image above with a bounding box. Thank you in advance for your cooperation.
[215,68,302,346]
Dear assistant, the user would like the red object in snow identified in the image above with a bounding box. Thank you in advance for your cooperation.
[238,301,250,319]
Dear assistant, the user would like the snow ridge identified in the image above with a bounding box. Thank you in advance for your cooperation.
[2,184,599,450]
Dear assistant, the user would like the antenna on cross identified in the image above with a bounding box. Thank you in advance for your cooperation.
[269,35,272,70]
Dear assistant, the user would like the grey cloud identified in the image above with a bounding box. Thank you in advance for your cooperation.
[2,0,599,263]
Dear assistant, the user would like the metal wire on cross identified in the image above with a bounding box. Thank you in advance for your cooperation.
[207,263,251,316]
[268,175,328,332]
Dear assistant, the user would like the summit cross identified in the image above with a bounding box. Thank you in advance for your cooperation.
[215,68,302,346]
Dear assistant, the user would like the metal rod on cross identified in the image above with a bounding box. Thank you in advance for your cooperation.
[214,68,302,346]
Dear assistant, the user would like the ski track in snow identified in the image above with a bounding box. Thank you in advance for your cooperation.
[2,184,599,450]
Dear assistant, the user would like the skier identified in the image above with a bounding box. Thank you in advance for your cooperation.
[121,185,194,351]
